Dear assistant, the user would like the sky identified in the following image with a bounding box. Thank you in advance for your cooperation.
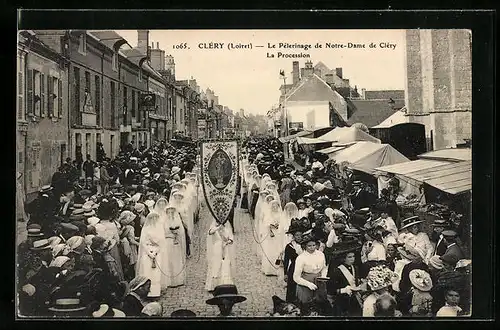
[116,30,406,116]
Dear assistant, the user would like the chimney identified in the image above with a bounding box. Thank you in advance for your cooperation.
[361,88,366,100]
[137,30,149,55]
[292,61,300,85]
[325,73,334,85]
[156,42,159,49]
[335,67,343,78]
[303,60,314,78]
[151,42,154,49]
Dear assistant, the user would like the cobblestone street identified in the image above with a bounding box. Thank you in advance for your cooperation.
[159,198,286,317]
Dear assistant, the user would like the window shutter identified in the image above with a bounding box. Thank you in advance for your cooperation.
[27,69,34,116]
[58,79,63,118]
[47,75,53,117]
[40,73,46,117]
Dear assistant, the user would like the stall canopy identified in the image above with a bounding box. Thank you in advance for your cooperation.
[278,130,312,143]
[317,145,349,155]
[328,141,409,174]
[371,109,408,129]
[375,159,471,195]
[418,148,472,162]
[317,126,381,144]
[296,136,326,145]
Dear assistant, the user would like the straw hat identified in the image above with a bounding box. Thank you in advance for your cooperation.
[31,239,52,251]
[48,297,86,313]
[409,269,433,292]
[27,224,45,238]
[429,255,444,270]
[400,215,424,231]
[92,304,126,318]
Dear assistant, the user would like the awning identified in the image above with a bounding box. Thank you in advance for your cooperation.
[418,148,472,162]
[317,126,381,144]
[330,141,409,175]
[278,130,312,143]
[296,137,328,145]
[317,146,347,154]
[375,159,450,176]
[376,160,471,195]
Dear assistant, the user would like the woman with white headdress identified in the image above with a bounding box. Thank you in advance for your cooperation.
[181,178,196,222]
[136,212,167,298]
[153,197,169,223]
[266,181,282,208]
[169,192,193,258]
[205,216,235,291]
[281,202,299,248]
[162,205,187,287]
[253,190,270,255]
[260,200,282,276]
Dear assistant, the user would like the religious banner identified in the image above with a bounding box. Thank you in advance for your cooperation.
[200,139,240,224]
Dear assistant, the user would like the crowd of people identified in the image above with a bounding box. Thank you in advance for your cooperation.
[17,140,201,318]
[239,135,471,317]
[16,134,471,318]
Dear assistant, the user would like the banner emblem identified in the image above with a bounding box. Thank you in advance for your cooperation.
[201,140,239,224]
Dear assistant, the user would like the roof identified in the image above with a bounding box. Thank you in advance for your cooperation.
[418,148,472,162]
[88,31,128,51]
[376,160,471,195]
[348,99,405,128]
[329,141,410,174]
[317,126,381,144]
[296,137,328,145]
[371,109,408,128]
[364,90,405,100]
[121,48,147,66]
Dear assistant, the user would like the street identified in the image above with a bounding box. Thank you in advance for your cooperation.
[158,199,286,317]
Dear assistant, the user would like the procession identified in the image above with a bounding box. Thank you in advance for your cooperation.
[16,29,472,318]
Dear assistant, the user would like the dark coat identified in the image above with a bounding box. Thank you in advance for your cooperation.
[283,243,300,303]
[441,244,464,265]
[121,293,144,316]
[326,264,362,316]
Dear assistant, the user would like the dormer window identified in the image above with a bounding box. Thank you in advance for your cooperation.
[112,51,118,72]
[78,33,87,55]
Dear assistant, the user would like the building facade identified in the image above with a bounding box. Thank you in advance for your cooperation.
[17,31,70,197]
[404,29,472,150]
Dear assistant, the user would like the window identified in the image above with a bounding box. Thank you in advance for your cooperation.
[110,135,115,157]
[85,133,91,156]
[33,70,41,117]
[132,90,136,118]
[58,79,62,118]
[78,33,87,54]
[85,71,90,93]
[40,73,46,117]
[180,108,183,124]
[138,68,142,82]
[73,67,81,124]
[17,55,25,121]
[95,76,100,125]
[47,76,55,117]
[110,81,116,127]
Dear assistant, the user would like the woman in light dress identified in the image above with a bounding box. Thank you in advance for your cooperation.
[136,212,167,297]
[253,190,270,256]
[261,199,282,276]
[169,191,194,257]
[205,217,235,292]
[162,205,187,287]
[281,202,299,249]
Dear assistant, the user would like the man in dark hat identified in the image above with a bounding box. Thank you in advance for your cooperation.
[439,230,464,266]
[431,219,451,257]
[206,284,247,317]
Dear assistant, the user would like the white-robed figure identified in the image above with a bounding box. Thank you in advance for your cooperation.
[205,217,235,292]
[281,202,299,249]
[261,199,282,276]
[163,205,187,287]
[181,178,196,222]
[253,190,270,254]
[170,191,194,250]
[136,212,167,298]
[186,173,200,220]
[266,181,282,207]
